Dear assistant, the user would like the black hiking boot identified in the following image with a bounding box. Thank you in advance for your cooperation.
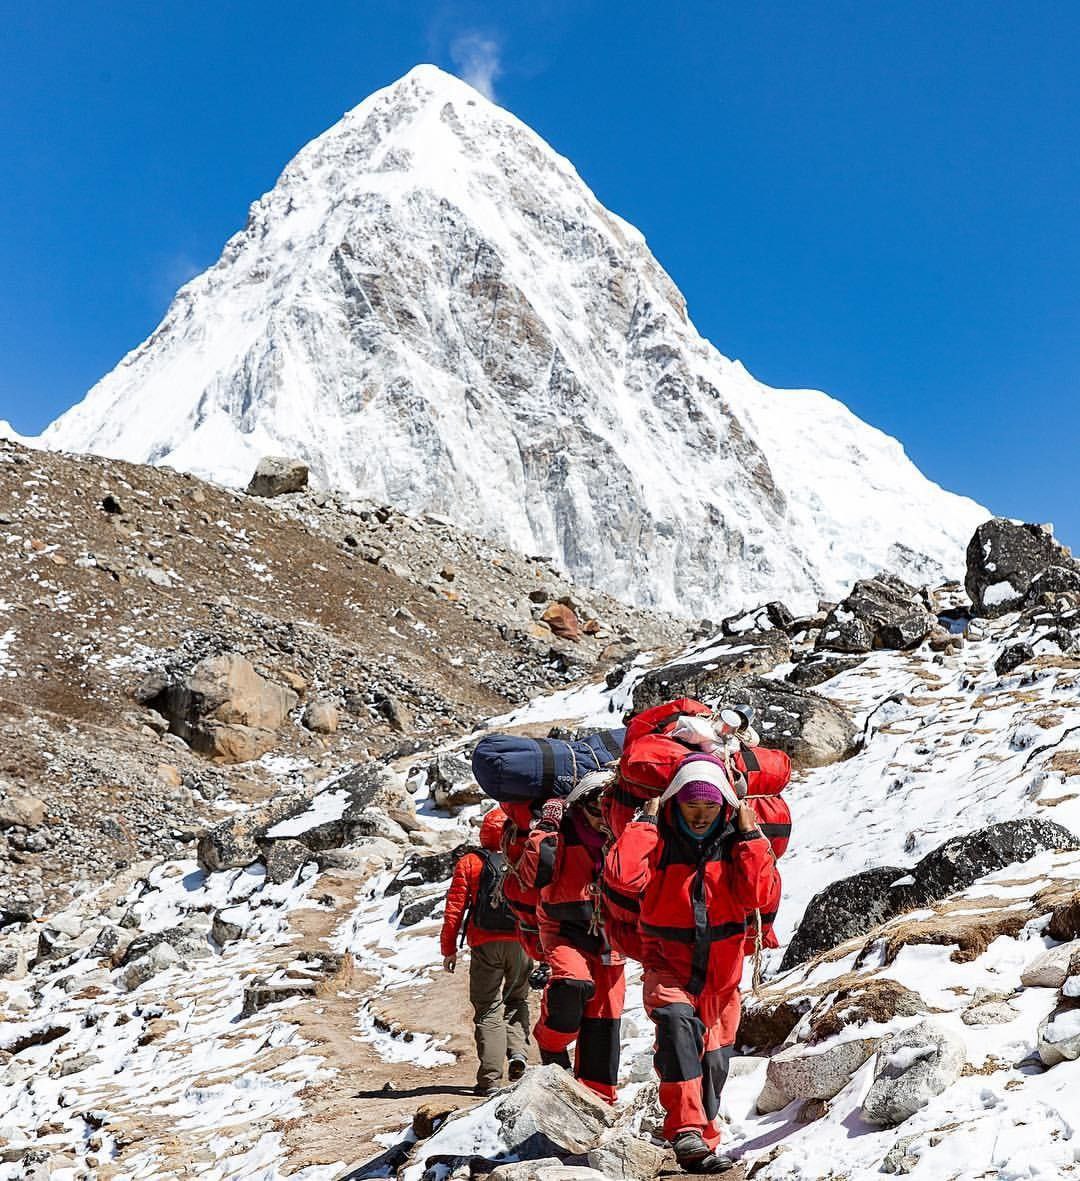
[539,1048,571,1069]
[507,1055,527,1081]
[672,1130,735,1174]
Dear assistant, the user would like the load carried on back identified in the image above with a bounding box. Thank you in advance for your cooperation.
[470,700,791,963]
[468,701,793,1135]
[603,698,791,961]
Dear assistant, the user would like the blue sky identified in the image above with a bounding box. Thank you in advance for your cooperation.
[2,2,1078,547]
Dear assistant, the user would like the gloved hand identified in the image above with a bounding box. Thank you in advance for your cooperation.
[529,962,551,990]
[538,799,565,831]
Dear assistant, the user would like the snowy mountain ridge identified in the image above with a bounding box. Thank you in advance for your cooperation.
[38,64,987,617]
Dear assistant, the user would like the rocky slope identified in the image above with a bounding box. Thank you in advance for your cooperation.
[32,65,987,617]
[0,436,683,916]
[1,515,1078,1179]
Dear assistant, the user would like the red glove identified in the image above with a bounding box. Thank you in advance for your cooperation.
[538,799,565,831]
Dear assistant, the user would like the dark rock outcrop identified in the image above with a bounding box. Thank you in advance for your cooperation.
[966,519,1078,618]
[995,643,1035,676]
[781,866,909,970]
[787,651,867,688]
[1024,565,1080,607]
[782,819,1080,969]
[721,601,795,636]
[631,631,793,710]
[816,574,933,654]
[907,819,1080,903]
[383,846,471,897]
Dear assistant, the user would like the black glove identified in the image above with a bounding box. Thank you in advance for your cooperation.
[528,962,551,991]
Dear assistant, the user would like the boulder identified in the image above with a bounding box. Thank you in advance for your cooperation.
[428,754,483,812]
[197,793,305,872]
[264,838,313,884]
[245,456,309,498]
[738,995,814,1052]
[1037,1007,1080,1067]
[398,888,446,927]
[541,602,583,641]
[301,700,339,734]
[1024,565,1080,607]
[862,1021,966,1126]
[211,907,247,945]
[259,764,402,853]
[490,1165,605,1181]
[1047,892,1080,941]
[315,838,400,877]
[961,1001,1017,1026]
[424,1065,615,1162]
[1,897,37,927]
[586,1129,670,1180]
[140,653,298,763]
[787,651,866,689]
[632,631,793,709]
[377,693,413,733]
[0,796,46,829]
[384,847,464,896]
[119,925,211,968]
[907,819,1080,905]
[120,942,180,991]
[721,601,795,636]
[816,574,933,654]
[1020,941,1080,988]
[995,643,1035,676]
[780,866,909,969]
[966,519,1078,618]
[757,1037,879,1113]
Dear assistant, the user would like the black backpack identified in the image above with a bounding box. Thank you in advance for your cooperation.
[464,850,518,938]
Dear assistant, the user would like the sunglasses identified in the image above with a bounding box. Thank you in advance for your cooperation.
[582,801,603,818]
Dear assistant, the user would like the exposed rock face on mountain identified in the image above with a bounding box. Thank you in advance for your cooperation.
[37,65,986,617]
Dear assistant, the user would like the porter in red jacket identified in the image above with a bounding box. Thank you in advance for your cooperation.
[496,800,546,962]
[518,792,625,1104]
[605,754,779,1173]
[440,807,534,1094]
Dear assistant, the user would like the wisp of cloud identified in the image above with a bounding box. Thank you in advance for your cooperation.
[450,32,502,100]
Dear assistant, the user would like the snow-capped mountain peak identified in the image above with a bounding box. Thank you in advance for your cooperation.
[39,64,987,616]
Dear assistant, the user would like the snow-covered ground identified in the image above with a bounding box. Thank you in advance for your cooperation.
[1,601,1078,1178]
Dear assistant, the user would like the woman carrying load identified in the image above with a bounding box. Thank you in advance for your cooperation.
[517,775,625,1103]
[604,752,780,1173]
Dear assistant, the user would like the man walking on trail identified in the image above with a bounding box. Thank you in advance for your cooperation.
[441,806,534,1095]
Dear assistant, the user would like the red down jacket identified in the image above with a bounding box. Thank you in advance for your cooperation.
[498,800,546,960]
[519,809,623,966]
[602,699,792,958]
[439,807,520,957]
[604,803,779,996]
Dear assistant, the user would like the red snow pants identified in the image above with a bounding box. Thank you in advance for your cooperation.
[644,969,740,1146]
[534,941,625,1103]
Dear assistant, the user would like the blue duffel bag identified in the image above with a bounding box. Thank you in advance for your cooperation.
[471,729,626,802]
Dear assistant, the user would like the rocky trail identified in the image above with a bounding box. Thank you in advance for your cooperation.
[2,484,1080,1177]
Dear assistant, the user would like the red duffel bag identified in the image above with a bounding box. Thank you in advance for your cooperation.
[607,697,713,837]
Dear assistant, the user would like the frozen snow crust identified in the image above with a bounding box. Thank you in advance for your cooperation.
[40,65,987,617]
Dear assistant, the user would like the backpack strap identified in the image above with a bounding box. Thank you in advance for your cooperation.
[536,739,557,794]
